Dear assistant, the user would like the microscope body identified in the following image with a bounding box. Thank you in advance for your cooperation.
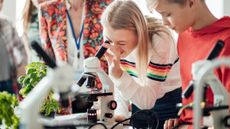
[82,57,120,128]
[192,58,230,129]
[19,40,122,129]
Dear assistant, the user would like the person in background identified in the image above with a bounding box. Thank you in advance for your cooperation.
[101,0,181,128]
[39,0,113,113]
[0,0,27,94]
[146,0,230,128]
[39,0,111,73]
[21,0,45,62]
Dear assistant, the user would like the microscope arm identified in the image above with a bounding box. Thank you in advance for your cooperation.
[193,58,230,129]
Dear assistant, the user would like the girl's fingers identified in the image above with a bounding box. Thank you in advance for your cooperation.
[104,52,113,65]
[110,45,121,58]
[104,44,122,73]
[102,42,111,48]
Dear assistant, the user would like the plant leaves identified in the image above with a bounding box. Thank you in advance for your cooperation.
[18,62,60,116]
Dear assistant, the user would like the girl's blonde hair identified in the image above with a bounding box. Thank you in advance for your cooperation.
[101,0,171,81]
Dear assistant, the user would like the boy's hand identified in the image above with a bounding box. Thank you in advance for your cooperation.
[164,118,179,129]
[114,115,126,122]
[164,118,190,129]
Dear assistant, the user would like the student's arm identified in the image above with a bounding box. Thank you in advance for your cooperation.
[110,72,165,109]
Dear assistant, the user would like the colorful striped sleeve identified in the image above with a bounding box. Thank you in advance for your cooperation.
[120,59,179,82]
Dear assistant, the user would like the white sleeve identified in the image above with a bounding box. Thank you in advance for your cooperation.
[114,86,130,118]
[110,72,165,109]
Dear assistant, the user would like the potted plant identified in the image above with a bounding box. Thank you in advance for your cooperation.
[0,92,19,129]
[18,62,60,117]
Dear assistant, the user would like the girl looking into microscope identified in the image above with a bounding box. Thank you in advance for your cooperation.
[101,0,181,128]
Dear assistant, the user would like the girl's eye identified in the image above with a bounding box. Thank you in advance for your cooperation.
[118,43,126,46]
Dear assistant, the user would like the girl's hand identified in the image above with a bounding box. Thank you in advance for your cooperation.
[103,43,123,79]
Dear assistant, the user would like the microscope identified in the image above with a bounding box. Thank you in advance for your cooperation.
[193,57,230,129]
[19,41,121,129]
[182,40,230,129]
[74,40,119,128]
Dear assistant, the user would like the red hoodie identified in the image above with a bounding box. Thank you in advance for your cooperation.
[178,16,230,128]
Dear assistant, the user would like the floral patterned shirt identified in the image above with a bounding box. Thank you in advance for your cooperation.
[39,0,112,73]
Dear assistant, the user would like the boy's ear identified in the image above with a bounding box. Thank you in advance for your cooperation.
[188,0,195,8]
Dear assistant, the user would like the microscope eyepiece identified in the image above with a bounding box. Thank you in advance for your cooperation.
[95,40,110,59]
[77,75,87,87]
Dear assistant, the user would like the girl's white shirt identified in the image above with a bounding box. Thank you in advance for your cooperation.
[112,32,181,118]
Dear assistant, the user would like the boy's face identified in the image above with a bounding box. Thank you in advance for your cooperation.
[154,0,196,33]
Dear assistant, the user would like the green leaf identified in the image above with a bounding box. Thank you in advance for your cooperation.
[22,76,30,87]
[18,62,60,116]
[17,75,26,85]
[26,68,36,75]
[0,92,19,129]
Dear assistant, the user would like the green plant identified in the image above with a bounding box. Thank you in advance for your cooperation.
[18,62,60,116]
[40,95,60,116]
[18,62,47,97]
[0,92,19,129]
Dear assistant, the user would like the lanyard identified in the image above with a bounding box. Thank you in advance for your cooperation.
[66,9,84,58]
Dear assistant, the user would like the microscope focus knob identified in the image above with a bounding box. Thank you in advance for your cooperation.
[108,100,117,110]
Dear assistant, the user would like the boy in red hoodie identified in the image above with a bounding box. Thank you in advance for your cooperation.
[146,0,230,128]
